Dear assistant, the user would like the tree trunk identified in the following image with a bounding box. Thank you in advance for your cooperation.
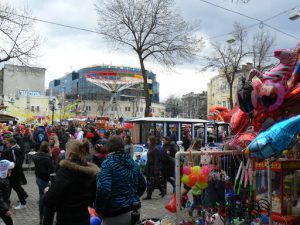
[138,54,151,117]
[229,82,234,109]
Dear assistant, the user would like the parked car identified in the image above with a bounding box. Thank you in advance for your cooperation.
[133,144,148,161]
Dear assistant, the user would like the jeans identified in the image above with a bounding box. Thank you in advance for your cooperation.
[36,177,49,221]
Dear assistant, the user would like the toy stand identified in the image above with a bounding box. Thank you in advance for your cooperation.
[174,150,245,224]
[254,159,300,225]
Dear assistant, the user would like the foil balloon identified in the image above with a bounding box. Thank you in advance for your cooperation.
[230,109,250,134]
[236,77,254,114]
[207,106,229,121]
[249,45,300,90]
[246,115,300,159]
[229,132,257,150]
[258,80,285,112]
[282,85,300,115]
[287,60,300,91]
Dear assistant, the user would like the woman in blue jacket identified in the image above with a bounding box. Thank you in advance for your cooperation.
[95,136,146,225]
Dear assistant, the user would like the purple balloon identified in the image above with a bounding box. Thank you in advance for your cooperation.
[90,216,101,225]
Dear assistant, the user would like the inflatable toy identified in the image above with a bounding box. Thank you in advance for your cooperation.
[245,115,300,159]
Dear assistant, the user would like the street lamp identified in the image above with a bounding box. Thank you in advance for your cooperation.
[289,8,300,21]
[49,98,56,125]
[57,102,62,124]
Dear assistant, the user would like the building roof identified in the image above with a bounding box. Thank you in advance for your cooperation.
[127,117,208,123]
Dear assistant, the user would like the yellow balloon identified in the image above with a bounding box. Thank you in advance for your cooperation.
[199,182,208,189]
[181,174,190,185]
[191,166,201,174]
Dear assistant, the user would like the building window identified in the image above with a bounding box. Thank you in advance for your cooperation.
[140,107,143,112]
[89,106,91,111]
[31,106,35,112]
[36,106,40,112]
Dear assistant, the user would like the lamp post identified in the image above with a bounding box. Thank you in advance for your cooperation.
[49,98,56,125]
[58,102,62,124]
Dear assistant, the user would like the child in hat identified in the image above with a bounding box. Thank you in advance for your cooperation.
[0,160,15,225]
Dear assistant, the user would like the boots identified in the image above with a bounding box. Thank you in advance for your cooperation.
[142,190,152,200]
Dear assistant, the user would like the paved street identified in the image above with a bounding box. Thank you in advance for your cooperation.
[8,170,180,225]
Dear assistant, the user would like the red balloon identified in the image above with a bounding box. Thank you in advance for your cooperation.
[197,173,206,183]
[187,173,198,187]
[230,109,250,134]
[228,132,257,150]
[207,105,229,121]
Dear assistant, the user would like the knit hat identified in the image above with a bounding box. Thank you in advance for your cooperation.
[86,132,95,139]
[0,160,15,178]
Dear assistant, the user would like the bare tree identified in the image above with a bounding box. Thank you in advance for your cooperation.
[0,3,40,64]
[251,29,276,71]
[95,0,203,117]
[204,23,248,109]
[165,95,182,117]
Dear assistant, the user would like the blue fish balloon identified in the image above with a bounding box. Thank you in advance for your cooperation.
[245,115,300,159]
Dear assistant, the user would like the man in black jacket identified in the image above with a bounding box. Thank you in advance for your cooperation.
[1,137,28,210]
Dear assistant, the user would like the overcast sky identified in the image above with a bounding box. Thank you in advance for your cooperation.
[4,0,300,101]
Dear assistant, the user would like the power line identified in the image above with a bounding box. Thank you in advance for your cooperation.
[1,2,299,42]
[0,9,101,35]
[199,0,300,41]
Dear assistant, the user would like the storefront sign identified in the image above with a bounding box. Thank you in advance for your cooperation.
[19,90,41,96]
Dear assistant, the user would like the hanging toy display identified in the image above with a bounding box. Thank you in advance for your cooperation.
[245,114,300,159]
[181,165,209,189]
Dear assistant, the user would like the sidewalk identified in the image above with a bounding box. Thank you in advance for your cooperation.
[8,171,177,225]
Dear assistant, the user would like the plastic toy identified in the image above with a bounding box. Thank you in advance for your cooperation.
[245,115,300,159]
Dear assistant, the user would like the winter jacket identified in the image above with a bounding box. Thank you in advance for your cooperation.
[95,153,146,217]
[33,127,48,145]
[13,133,24,151]
[43,159,99,225]
[32,152,54,182]
[0,178,10,214]
[1,145,25,183]
[145,147,163,178]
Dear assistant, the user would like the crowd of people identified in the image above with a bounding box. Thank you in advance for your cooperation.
[0,120,205,225]
[0,121,147,225]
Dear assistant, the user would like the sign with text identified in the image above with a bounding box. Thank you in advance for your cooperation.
[19,90,41,97]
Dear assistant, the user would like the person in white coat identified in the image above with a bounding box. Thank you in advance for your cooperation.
[76,128,84,141]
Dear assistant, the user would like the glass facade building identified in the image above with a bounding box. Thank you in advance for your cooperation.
[49,65,160,103]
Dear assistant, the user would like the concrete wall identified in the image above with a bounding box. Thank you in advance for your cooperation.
[2,64,46,96]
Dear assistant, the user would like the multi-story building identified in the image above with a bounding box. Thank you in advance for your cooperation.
[182,91,207,119]
[49,65,160,103]
[207,63,253,111]
[49,65,164,118]
[0,64,46,97]
[0,64,56,121]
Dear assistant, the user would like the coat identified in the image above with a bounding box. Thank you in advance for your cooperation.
[95,153,146,217]
[32,152,54,182]
[1,145,26,184]
[145,147,163,178]
[43,159,100,225]
[161,143,177,178]
[33,127,48,145]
